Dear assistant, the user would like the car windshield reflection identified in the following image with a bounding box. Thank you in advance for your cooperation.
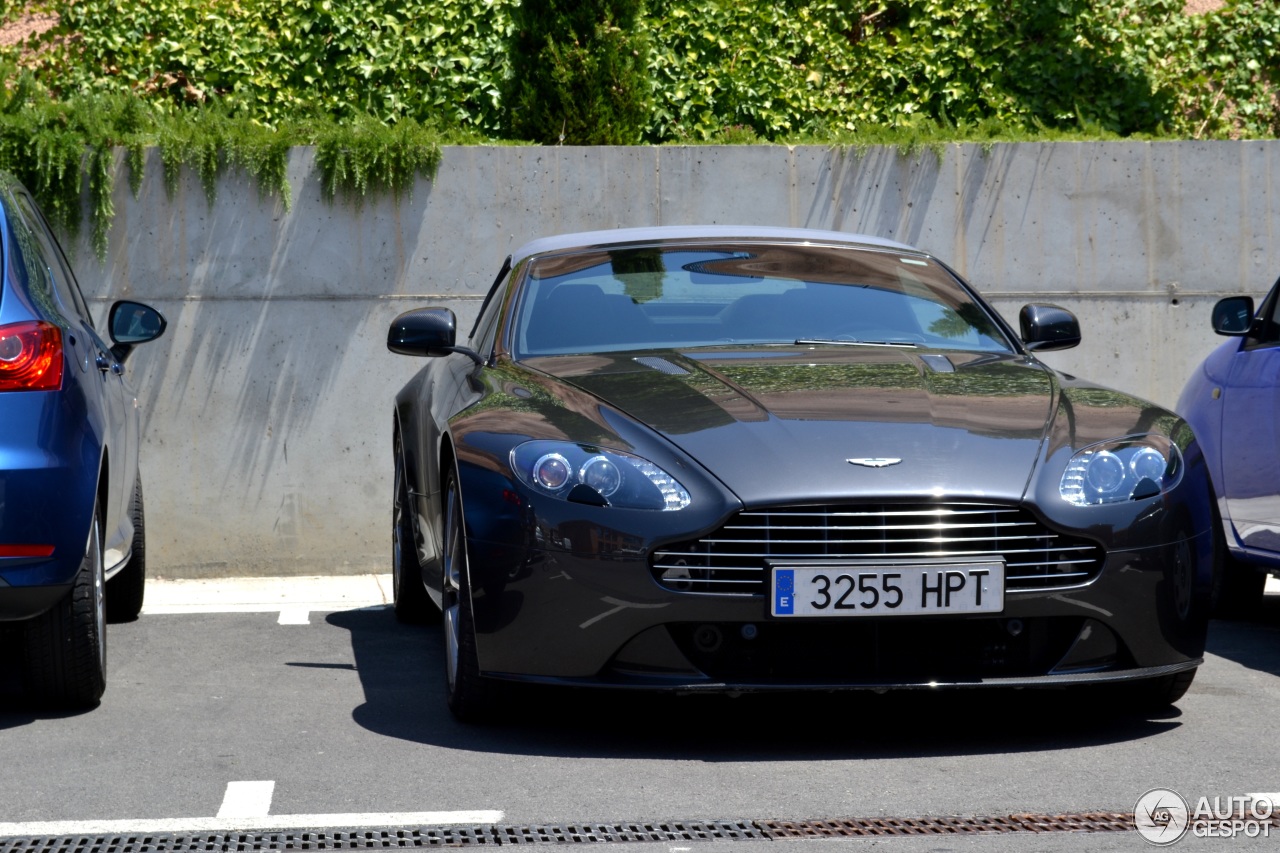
[513,243,1014,358]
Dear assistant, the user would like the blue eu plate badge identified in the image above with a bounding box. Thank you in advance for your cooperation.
[774,569,795,615]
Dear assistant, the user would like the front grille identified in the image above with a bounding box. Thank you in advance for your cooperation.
[652,503,1104,595]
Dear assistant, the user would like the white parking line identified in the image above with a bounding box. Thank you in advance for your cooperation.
[0,811,505,836]
[217,780,275,819]
[278,607,313,625]
[142,575,393,619]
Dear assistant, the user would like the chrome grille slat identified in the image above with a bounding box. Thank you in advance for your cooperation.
[656,541,1097,553]
[727,517,1034,525]
[725,520,1039,529]
[656,547,1097,562]
[653,564,765,573]
[1012,571,1091,580]
[665,573,752,581]
[692,536,1079,546]
[652,502,1104,595]
[738,507,1022,515]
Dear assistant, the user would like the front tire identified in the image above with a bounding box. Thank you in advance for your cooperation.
[393,439,433,623]
[106,476,146,622]
[23,506,108,707]
[441,470,504,722]
[1213,555,1266,619]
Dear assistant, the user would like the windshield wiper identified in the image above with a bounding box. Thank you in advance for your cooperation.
[795,338,920,349]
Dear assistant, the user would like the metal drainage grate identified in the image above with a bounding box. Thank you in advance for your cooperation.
[759,813,1135,838]
[495,822,763,845]
[0,813,1137,852]
[0,830,497,853]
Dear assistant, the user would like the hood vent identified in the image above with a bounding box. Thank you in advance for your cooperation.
[633,356,690,375]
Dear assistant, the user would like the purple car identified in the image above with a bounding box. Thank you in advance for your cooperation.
[1178,279,1280,613]
[0,172,166,707]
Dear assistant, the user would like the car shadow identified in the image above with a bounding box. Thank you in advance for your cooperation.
[1204,593,1280,677]
[0,629,27,720]
[328,607,1183,761]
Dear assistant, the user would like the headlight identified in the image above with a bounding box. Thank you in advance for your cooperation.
[1059,435,1183,506]
[512,441,692,510]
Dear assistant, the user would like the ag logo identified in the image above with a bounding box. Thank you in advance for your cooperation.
[1135,788,1190,846]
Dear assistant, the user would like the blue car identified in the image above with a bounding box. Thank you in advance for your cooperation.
[0,172,166,706]
[1178,281,1280,613]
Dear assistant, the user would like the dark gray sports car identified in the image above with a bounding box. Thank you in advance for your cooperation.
[389,226,1214,722]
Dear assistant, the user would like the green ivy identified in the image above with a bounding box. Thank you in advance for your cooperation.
[0,75,444,257]
[0,0,1276,250]
[9,0,1276,142]
[313,112,443,202]
[22,0,515,133]
[643,0,1193,140]
[0,79,132,257]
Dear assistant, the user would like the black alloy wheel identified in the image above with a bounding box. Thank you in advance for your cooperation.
[441,469,503,722]
[393,438,433,623]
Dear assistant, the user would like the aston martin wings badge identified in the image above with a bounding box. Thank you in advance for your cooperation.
[846,457,903,468]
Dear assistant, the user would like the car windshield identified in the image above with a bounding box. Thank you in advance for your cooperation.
[512,242,1014,357]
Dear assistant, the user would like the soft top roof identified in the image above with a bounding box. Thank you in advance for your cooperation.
[510,225,922,266]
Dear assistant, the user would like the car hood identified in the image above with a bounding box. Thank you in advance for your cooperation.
[522,347,1058,507]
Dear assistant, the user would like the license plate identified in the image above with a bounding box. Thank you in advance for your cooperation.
[771,561,1005,617]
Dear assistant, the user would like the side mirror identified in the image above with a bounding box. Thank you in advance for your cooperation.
[1019,303,1080,352]
[387,308,482,366]
[388,308,458,356]
[1212,296,1255,336]
[108,300,167,362]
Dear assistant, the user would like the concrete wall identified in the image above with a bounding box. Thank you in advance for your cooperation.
[68,142,1280,576]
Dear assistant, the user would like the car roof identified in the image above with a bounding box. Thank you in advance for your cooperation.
[510,225,922,265]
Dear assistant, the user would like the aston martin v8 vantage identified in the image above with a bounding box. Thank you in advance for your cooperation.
[389,226,1213,722]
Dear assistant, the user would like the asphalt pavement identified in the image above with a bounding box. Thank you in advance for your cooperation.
[0,576,1278,853]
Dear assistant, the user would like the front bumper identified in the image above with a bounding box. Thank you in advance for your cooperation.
[466,530,1214,690]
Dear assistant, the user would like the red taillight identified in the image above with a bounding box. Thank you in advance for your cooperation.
[0,321,63,392]
[0,544,55,557]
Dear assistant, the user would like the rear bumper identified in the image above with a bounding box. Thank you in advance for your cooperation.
[0,579,72,621]
[1,411,98,592]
